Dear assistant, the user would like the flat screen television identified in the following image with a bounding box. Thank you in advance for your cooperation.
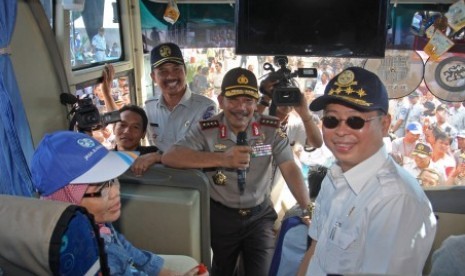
[235,0,390,58]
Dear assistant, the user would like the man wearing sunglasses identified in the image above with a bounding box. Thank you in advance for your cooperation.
[297,67,436,276]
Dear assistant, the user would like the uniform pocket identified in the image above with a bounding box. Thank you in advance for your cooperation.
[331,229,356,249]
[323,224,360,271]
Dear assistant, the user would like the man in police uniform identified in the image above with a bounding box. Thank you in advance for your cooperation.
[162,67,311,276]
[145,43,217,152]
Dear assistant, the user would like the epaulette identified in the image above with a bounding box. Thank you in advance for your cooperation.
[200,119,220,130]
[259,116,280,128]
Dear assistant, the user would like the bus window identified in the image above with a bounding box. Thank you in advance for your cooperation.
[69,0,123,69]
[75,71,133,111]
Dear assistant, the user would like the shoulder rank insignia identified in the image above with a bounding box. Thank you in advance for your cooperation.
[259,116,279,128]
[200,120,219,130]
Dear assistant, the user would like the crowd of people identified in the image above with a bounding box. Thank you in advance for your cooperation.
[72,27,122,66]
[142,45,465,189]
[30,41,465,275]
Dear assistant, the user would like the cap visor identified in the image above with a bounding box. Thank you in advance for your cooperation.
[413,153,428,159]
[153,59,184,68]
[309,95,373,112]
[309,95,333,111]
[70,151,139,184]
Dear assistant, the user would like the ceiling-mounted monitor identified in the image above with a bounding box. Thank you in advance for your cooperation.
[235,0,390,58]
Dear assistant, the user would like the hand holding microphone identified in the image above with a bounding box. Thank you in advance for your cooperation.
[237,131,248,195]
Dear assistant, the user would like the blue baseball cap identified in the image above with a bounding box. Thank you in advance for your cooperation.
[406,122,423,135]
[310,67,389,114]
[32,131,139,196]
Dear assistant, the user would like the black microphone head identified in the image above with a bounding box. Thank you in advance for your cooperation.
[237,131,247,145]
[60,93,78,105]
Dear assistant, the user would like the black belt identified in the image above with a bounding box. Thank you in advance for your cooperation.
[210,198,269,217]
[203,167,235,172]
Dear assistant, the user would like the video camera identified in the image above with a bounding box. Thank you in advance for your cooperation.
[262,56,317,106]
[60,93,121,132]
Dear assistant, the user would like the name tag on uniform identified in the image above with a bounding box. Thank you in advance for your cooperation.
[251,143,272,157]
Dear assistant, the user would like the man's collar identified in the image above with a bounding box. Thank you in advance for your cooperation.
[333,145,388,195]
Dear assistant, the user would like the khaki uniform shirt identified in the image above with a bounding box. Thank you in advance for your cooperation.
[174,112,294,209]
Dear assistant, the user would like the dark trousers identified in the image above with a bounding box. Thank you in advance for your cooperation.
[210,199,277,276]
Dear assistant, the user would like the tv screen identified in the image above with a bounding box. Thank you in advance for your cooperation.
[235,0,390,58]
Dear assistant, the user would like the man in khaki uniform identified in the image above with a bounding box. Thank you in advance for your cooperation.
[162,67,311,276]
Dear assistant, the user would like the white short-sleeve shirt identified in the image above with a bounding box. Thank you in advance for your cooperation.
[307,146,437,276]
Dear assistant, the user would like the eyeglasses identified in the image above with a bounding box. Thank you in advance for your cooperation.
[83,179,116,198]
[322,115,383,130]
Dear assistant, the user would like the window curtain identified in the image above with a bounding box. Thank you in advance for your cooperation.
[0,0,34,196]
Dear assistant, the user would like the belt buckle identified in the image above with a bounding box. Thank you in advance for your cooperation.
[238,209,251,216]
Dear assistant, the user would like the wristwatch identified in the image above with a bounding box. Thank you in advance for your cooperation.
[301,203,315,218]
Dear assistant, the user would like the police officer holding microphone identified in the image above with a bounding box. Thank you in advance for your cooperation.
[162,67,311,276]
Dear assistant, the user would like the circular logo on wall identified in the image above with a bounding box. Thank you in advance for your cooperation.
[424,52,465,101]
[364,50,425,99]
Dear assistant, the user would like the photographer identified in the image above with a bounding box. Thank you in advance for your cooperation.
[257,62,323,230]
[258,79,322,151]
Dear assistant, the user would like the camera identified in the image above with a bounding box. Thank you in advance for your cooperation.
[262,56,317,106]
[60,93,121,131]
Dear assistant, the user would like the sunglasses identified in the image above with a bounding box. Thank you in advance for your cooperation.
[322,115,382,130]
[83,179,116,198]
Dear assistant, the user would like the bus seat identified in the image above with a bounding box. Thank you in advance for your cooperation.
[0,194,108,275]
[116,165,211,268]
[423,186,465,274]
[269,215,308,276]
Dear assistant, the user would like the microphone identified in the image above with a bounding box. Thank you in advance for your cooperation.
[237,131,248,195]
[60,93,78,105]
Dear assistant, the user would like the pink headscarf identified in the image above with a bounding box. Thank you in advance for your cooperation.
[42,184,112,234]
[41,184,88,205]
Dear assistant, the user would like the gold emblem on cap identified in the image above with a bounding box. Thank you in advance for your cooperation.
[417,144,425,151]
[337,70,355,86]
[328,69,371,107]
[159,45,172,57]
[237,74,249,85]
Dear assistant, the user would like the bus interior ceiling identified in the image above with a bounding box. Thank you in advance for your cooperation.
[5,0,465,273]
